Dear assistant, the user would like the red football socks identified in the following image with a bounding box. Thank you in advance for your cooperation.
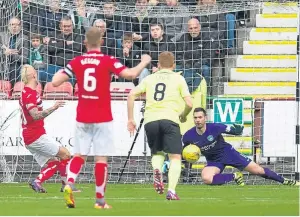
[58,159,69,185]
[36,161,59,183]
[95,163,108,199]
[67,156,85,184]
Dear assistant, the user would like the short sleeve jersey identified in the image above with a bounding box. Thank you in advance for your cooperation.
[136,69,190,124]
[19,87,46,145]
[63,51,127,123]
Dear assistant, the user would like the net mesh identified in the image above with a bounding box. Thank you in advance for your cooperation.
[0,0,299,185]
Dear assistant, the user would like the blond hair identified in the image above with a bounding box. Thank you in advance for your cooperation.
[158,51,175,68]
[86,27,102,48]
[21,64,34,84]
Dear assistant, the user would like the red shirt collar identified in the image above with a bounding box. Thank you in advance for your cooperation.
[86,50,102,54]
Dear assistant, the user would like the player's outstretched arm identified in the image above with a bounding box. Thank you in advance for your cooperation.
[224,123,244,135]
[119,54,151,80]
[52,69,70,87]
[29,101,65,120]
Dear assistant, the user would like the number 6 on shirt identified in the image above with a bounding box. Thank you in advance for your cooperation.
[84,68,97,92]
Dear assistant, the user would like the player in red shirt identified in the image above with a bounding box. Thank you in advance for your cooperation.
[52,27,151,209]
[19,65,74,193]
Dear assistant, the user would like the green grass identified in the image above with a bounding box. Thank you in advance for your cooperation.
[0,184,298,216]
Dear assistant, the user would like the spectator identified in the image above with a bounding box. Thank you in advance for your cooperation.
[149,0,159,5]
[149,0,164,6]
[47,16,84,82]
[17,0,41,35]
[158,0,190,42]
[124,0,157,48]
[116,32,147,84]
[28,33,48,85]
[0,2,11,32]
[180,0,197,6]
[67,0,91,35]
[0,17,29,85]
[140,21,175,83]
[93,19,116,56]
[90,0,124,39]
[196,0,236,53]
[40,0,68,38]
[177,18,218,90]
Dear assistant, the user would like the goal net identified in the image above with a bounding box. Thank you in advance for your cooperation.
[0,0,299,185]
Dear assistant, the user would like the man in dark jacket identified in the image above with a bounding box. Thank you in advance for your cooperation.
[47,16,84,83]
[195,0,226,43]
[0,17,29,85]
[16,0,42,36]
[40,0,68,38]
[195,0,236,53]
[93,19,116,56]
[141,21,175,81]
[157,0,190,42]
[90,0,125,39]
[124,0,157,48]
[177,18,218,88]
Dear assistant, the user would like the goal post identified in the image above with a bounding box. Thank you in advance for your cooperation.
[0,0,299,184]
[0,0,22,183]
[295,9,300,181]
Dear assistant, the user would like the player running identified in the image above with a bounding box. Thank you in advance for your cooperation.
[182,107,300,186]
[52,27,151,209]
[19,65,73,193]
[127,51,193,200]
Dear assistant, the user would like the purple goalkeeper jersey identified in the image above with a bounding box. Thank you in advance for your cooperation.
[182,123,232,161]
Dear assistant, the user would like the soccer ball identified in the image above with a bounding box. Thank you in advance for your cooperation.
[182,144,201,163]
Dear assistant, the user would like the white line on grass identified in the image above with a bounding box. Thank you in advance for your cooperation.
[0,196,296,203]
[132,187,297,190]
[7,185,90,189]
[2,185,294,191]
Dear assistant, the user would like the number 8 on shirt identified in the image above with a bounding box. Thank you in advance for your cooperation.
[127,51,193,200]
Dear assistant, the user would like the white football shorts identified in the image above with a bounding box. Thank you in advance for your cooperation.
[73,121,115,156]
[26,134,61,167]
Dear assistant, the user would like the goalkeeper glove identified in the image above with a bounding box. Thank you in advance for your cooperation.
[229,124,244,135]
[162,160,170,174]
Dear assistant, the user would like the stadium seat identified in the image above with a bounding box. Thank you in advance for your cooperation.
[12,82,43,98]
[36,83,43,95]
[0,80,12,99]
[12,82,24,98]
[74,83,78,97]
[110,82,135,99]
[43,82,73,99]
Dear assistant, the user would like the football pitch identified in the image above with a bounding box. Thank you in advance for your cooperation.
[0,184,298,216]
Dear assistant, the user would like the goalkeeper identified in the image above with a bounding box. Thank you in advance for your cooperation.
[127,51,193,200]
[182,107,300,186]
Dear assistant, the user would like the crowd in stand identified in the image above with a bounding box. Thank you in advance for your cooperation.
[0,0,239,94]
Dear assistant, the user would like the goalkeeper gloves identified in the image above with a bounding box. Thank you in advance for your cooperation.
[228,123,244,135]
[162,160,170,174]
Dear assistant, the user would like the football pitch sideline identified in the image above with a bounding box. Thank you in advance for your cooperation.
[0,184,298,216]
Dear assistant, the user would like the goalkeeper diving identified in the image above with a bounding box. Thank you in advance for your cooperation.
[182,107,300,186]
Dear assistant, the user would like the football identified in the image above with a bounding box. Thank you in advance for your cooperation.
[182,144,201,163]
